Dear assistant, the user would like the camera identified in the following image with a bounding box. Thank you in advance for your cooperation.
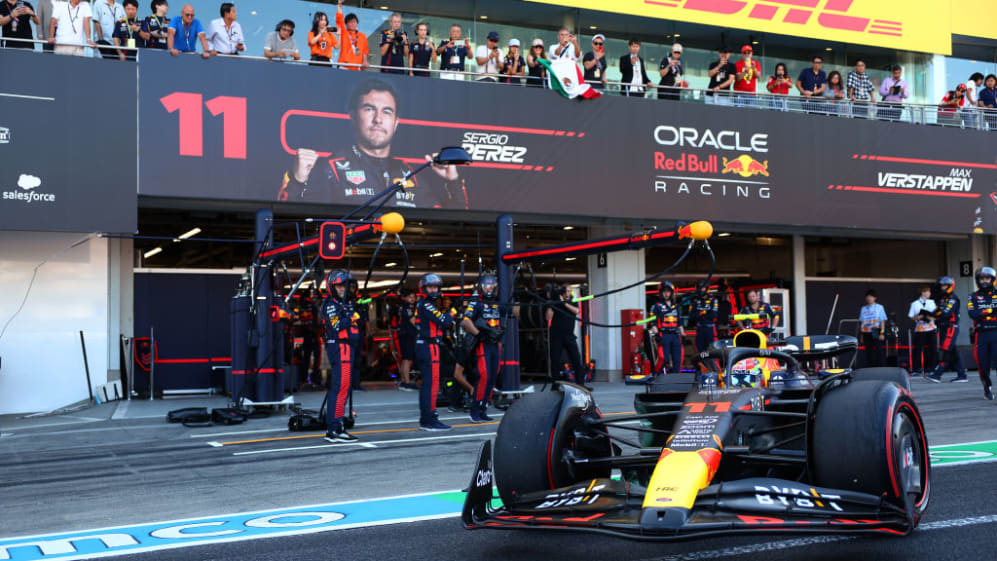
[393,31,406,46]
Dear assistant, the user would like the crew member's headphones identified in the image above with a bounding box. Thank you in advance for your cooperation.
[275,19,295,36]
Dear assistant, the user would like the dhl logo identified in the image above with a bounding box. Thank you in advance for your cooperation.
[721,155,769,178]
[644,0,902,38]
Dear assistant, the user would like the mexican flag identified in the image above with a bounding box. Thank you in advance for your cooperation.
[538,58,601,100]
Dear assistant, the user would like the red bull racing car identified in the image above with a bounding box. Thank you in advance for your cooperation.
[462,330,930,540]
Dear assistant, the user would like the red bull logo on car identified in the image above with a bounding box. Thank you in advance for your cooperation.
[721,155,769,178]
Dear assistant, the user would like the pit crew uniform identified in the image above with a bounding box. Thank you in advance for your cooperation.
[416,294,456,428]
[462,296,504,419]
[927,290,967,383]
[278,145,468,209]
[691,291,719,353]
[739,302,778,335]
[650,299,683,374]
[321,289,361,437]
[968,284,997,395]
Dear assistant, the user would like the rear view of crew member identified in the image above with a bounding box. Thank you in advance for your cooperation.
[927,276,968,383]
[391,288,419,391]
[321,270,360,442]
[690,279,718,353]
[967,267,997,399]
[415,273,456,430]
[736,289,780,335]
[649,281,684,375]
[461,273,504,423]
[545,284,584,383]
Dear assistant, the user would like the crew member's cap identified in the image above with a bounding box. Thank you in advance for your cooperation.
[532,38,544,47]
[741,44,753,53]
[487,31,499,41]
[508,38,520,47]
[957,83,967,91]
[672,43,683,53]
[592,33,605,42]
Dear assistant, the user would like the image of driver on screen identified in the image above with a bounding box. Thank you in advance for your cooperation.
[279,78,468,209]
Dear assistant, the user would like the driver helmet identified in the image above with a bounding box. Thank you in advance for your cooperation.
[477,273,498,300]
[419,273,443,300]
[326,269,350,300]
[975,267,996,291]
[658,281,675,299]
[938,275,955,294]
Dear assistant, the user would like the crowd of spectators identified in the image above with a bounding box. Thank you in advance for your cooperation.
[3,0,997,124]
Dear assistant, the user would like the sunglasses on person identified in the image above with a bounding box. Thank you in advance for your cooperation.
[592,41,603,46]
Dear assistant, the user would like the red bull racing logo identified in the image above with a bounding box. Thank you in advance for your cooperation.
[721,155,769,178]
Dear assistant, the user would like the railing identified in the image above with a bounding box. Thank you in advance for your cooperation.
[4,38,995,131]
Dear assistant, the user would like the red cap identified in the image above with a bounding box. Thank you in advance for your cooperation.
[957,83,967,90]
[741,45,753,53]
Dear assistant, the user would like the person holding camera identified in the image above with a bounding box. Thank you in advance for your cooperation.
[939,84,969,126]
[379,12,408,74]
[306,11,336,66]
[582,34,607,90]
[501,38,526,85]
[545,284,584,384]
[475,30,504,82]
[877,65,909,121]
[549,27,580,61]
[908,285,937,377]
[0,0,40,49]
[658,43,688,101]
[436,23,470,80]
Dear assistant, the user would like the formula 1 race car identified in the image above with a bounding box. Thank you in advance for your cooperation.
[462,329,930,540]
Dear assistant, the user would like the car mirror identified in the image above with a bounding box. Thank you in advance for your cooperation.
[433,146,473,166]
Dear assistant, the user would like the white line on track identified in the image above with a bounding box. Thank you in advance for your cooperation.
[638,514,997,561]
[189,413,505,438]
[231,432,496,456]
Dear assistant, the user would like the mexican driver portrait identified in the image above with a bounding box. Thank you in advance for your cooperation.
[278,78,468,209]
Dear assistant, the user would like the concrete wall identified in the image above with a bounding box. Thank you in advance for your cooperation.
[0,232,110,414]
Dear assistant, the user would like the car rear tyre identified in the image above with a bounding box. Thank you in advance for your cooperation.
[812,380,930,524]
[851,366,911,392]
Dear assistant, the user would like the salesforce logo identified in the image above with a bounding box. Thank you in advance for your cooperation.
[2,173,56,203]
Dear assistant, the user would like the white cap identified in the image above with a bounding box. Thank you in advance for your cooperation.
[508,38,520,47]
[672,42,683,53]
[592,33,606,42]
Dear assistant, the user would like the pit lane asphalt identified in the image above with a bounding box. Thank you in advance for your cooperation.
[2,377,996,560]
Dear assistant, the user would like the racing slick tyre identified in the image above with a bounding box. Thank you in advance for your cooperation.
[851,367,911,392]
[494,391,564,506]
[812,380,930,525]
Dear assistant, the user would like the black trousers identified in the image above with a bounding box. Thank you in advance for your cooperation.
[549,331,583,382]
[911,331,938,373]
[861,331,885,368]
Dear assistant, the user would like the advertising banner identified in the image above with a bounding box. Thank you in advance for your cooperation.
[527,0,952,55]
[0,50,137,233]
[138,52,996,235]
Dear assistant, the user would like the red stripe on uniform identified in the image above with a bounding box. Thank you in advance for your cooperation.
[430,344,440,411]
[475,345,488,401]
[336,343,351,418]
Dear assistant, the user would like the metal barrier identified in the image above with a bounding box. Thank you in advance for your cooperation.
[3,38,995,130]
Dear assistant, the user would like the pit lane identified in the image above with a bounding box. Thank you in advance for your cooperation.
[1,380,995,560]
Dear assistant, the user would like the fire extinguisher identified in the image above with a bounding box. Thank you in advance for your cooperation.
[631,350,643,377]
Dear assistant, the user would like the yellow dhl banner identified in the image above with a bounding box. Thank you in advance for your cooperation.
[527,0,952,55]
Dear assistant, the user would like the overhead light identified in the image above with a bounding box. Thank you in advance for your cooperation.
[143,247,163,258]
[479,14,488,19]
[177,227,201,240]
[250,10,256,15]
[565,257,577,261]
[718,232,732,237]
[589,25,597,30]
[379,5,389,9]
[673,33,681,37]
[825,46,832,51]
[430,252,444,258]
[751,40,759,45]
[563,225,574,230]
[385,262,398,267]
